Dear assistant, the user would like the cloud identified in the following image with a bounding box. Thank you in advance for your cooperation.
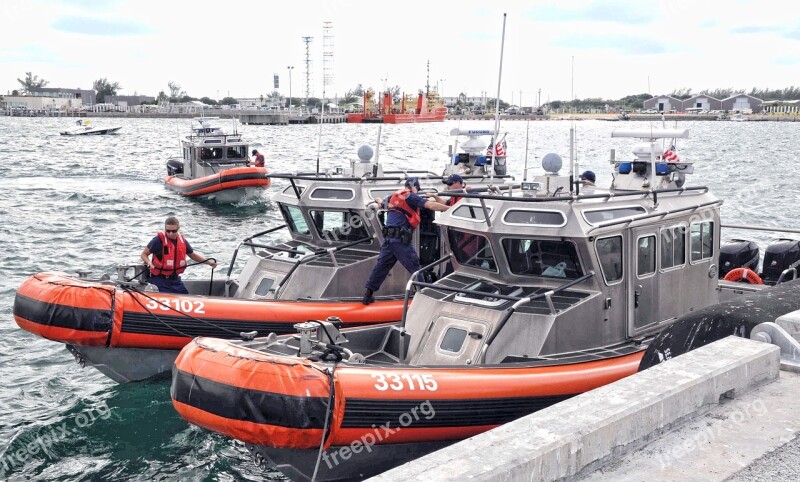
[554,34,672,55]
[729,25,772,34]
[527,1,656,24]
[52,15,153,35]
[772,54,800,65]
[784,26,800,40]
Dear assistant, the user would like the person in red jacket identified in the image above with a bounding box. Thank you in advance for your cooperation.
[249,149,265,167]
[140,216,217,294]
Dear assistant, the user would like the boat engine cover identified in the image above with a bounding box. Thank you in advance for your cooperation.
[762,239,800,284]
[719,239,759,277]
[167,158,184,176]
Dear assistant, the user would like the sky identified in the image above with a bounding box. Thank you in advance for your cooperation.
[1,0,798,105]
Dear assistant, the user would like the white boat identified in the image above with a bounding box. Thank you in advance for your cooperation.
[731,113,747,122]
[60,119,122,136]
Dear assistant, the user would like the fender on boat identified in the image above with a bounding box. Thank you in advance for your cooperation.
[172,337,643,449]
[171,337,344,449]
[165,166,271,197]
[639,278,800,371]
[14,273,118,346]
[14,273,403,350]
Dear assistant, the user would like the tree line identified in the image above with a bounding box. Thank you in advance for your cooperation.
[9,72,800,110]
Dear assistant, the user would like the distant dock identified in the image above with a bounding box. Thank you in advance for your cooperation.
[1,108,347,125]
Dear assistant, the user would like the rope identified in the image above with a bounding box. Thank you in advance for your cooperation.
[311,364,337,482]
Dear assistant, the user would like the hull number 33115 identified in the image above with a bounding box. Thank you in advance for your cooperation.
[371,373,438,391]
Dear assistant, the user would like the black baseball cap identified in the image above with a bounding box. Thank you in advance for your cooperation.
[442,174,464,185]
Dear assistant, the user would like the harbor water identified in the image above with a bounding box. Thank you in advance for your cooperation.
[0,116,797,480]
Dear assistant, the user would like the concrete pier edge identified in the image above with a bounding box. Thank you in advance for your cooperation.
[367,336,780,482]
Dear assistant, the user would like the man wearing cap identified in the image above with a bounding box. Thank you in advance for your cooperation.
[249,149,265,167]
[579,170,596,187]
[362,177,450,305]
[427,174,469,206]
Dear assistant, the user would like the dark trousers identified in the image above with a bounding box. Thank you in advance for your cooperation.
[365,238,422,292]
[149,275,189,294]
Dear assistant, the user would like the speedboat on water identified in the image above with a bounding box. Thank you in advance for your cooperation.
[164,117,270,203]
[60,119,122,136]
[14,138,512,383]
[170,128,800,481]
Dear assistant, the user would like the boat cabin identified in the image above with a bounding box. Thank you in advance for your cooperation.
[226,145,512,301]
[166,117,251,180]
[402,128,724,364]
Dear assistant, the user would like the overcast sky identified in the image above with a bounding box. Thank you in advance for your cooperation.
[2,0,798,105]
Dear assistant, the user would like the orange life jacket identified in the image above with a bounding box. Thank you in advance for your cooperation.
[446,186,468,206]
[151,232,188,277]
[388,189,421,229]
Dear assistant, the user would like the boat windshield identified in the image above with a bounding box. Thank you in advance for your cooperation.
[502,238,584,279]
[447,229,497,271]
[309,210,371,243]
[279,204,311,236]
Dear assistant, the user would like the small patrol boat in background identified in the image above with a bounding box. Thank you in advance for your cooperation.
[171,128,800,481]
[163,117,270,203]
[15,138,511,383]
[60,119,122,136]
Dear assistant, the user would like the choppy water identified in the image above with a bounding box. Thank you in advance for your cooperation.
[0,116,797,480]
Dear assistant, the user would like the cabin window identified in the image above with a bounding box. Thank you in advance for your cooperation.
[226,146,246,159]
[451,204,493,222]
[595,236,623,283]
[183,147,190,160]
[254,277,274,296]
[309,210,370,243]
[281,185,306,196]
[309,188,355,201]
[637,235,656,277]
[584,206,647,224]
[502,238,584,279]
[440,328,467,353]
[690,221,714,262]
[661,226,687,269]
[200,147,223,160]
[502,209,565,227]
[279,204,311,236]
[448,229,497,271]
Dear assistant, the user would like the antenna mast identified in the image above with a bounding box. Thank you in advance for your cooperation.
[302,36,313,109]
[491,13,507,186]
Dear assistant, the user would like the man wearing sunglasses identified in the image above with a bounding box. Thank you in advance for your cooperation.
[140,216,217,294]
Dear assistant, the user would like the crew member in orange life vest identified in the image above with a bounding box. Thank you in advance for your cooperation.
[362,177,450,305]
[426,174,468,206]
[249,149,265,167]
[140,216,218,294]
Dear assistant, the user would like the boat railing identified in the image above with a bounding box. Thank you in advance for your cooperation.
[587,200,722,233]
[396,265,595,361]
[267,173,515,200]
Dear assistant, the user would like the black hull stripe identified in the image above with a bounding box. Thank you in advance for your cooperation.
[121,312,381,338]
[341,395,573,428]
[14,293,113,333]
[166,172,269,195]
[171,368,329,429]
[172,366,573,429]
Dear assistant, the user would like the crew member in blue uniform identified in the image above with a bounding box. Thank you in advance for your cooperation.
[362,177,450,305]
[140,216,217,294]
[427,174,469,206]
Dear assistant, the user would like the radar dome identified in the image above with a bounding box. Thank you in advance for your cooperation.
[357,145,374,163]
[542,153,563,174]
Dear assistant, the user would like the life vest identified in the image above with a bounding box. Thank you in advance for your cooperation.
[151,232,188,277]
[388,189,421,229]
[446,186,468,206]
[253,154,265,167]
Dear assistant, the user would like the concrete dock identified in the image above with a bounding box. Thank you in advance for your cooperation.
[369,336,785,482]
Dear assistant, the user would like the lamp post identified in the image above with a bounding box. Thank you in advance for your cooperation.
[439,78,445,106]
[287,66,294,112]
[519,90,523,113]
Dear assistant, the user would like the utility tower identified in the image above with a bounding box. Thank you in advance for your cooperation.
[302,36,313,108]
[322,21,334,107]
